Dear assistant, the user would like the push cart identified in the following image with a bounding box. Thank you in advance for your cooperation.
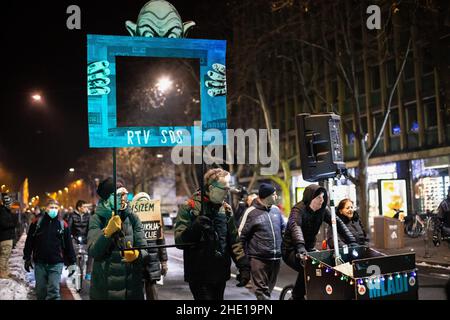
[303,246,418,300]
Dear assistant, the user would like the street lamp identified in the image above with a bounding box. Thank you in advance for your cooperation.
[32,94,42,101]
[156,76,173,93]
[69,168,75,173]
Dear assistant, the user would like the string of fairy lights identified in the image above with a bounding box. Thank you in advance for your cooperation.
[308,256,418,286]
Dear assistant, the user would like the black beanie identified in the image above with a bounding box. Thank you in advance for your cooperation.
[97,177,115,201]
[258,183,276,199]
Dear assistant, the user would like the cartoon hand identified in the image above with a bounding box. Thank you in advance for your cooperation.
[205,63,226,97]
[87,61,111,96]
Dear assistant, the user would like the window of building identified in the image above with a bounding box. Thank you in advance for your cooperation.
[406,105,419,133]
[387,59,397,87]
[390,108,401,136]
[371,66,380,90]
[424,99,437,128]
[403,52,415,81]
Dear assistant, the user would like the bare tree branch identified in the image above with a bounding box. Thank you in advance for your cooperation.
[367,38,412,158]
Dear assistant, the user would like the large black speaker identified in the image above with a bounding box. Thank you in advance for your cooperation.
[296,113,346,182]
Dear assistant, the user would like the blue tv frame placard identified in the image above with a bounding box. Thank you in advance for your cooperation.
[87,34,227,148]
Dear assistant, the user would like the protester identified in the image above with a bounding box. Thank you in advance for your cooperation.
[68,200,93,280]
[0,193,18,279]
[23,199,76,300]
[282,184,357,300]
[239,183,286,300]
[235,192,258,225]
[131,193,168,300]
[88,177,148,300]
[435,186,450,246]
[175,168,251,300]
[326,198,369,248]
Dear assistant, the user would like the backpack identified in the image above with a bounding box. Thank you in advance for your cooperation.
[32,215,66,249]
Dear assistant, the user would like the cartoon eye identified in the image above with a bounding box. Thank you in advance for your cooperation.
[168,33,177,38]
[142,30,155,38]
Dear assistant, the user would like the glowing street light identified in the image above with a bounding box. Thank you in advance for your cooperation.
[155,77,173,93]
[69,168,75,173]
[32,94,42,102]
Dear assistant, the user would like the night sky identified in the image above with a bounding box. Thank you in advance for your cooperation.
[0,0,229,197]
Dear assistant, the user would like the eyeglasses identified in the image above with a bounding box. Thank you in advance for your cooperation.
[213,184,230,192]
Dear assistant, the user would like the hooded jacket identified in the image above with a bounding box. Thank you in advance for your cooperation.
[282,184,356,254]
[174,191,249,283]
[239,199,286,260]
[326,211,369,248]
[88,201,148,300]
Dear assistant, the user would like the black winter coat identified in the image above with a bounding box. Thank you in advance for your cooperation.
[239,199,286,260]
[143,238,168,282]
[326,211,369,248]
[68,211,90,244]
[0,205,18,242]
[23,213,76,265]
[282,185,356,254]
[175,192,249,283]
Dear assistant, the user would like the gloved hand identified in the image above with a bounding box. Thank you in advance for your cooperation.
[66,264,77,277]
[193,215,213,232]
[348,242,359,248]
[122,241,140,263]
[236,268,251,287]
[24,259,33,273]
[160,261,168,276]
[104,211,122,238]
[295,246,307,265]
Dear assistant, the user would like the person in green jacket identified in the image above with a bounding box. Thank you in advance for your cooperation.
[88,178,148,300]
[175,168,251,300]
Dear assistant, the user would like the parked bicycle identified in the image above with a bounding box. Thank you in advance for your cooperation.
[71,237,88,293]
[404,211,429,238]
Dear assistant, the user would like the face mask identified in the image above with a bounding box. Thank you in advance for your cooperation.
[107,194,123,210]
[48,209,58,219]
[263,194,277,207]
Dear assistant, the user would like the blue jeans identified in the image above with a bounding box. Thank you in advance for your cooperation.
[34,263,64,300]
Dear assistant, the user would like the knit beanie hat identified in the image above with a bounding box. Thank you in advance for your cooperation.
[97,177,115,201]
[258,183,276,199]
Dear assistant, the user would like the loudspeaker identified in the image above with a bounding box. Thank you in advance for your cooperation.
[296,113,346,182]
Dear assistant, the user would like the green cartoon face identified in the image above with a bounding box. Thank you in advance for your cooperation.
[125,0,195,38]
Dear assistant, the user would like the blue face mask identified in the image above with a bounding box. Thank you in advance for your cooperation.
[48,209,58,219]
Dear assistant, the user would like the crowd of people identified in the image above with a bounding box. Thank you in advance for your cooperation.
[1,174,450,300]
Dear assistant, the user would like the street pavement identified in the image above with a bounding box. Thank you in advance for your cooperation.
[63,229,449,300]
